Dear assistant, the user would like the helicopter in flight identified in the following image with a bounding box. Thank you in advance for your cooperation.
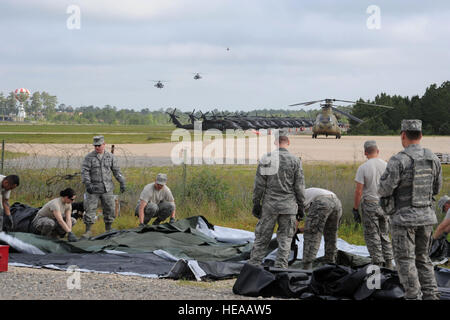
[289,98,393,139]
[150,80,167,89]
[193,73,202,80]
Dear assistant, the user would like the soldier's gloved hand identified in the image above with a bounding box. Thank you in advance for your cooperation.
[252,203,262,219]
[169,217,176,224]
[67,232,78,242]
[86,184,94,194]
[352,208,361,224]
[120,184,126,194]
[296,207,305,221]
[8,215,14,230]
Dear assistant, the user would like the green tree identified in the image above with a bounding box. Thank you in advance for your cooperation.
[30,92,42,119]
[41,91,58,118]
[6,92,17,116]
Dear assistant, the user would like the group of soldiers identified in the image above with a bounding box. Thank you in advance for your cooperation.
[248,119,446,300]
[0,135,177,242]
[0,119,448,300]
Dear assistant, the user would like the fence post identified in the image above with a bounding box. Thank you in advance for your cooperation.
[1,139,4,174]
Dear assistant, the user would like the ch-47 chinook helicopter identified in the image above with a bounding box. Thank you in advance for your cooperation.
[289,98,393,139]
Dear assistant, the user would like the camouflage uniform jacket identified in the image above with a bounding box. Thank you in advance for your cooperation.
[253,148,305,215]
[81,151,125,193]
[378,144,442,227]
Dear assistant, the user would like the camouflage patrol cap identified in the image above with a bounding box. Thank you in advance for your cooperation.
[156,173,168,185]
[93,135,105,146]
[363,140,377,150]
[438,195,450,213]
[274,129,289,138]
[401,119,422,132]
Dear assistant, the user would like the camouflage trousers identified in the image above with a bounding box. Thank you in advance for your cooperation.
[83,191,116,225]
[32,216,77,237]
[248,209,297,269]
[135,201,175,224]
[391,224,439,300]
[361,200,394,265]
[303,195,342,265]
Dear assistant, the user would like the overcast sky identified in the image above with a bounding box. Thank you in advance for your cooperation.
[1,0,449,112]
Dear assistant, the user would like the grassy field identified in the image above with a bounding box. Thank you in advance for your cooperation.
[0,124,176,143]
[0,124,170,133]
[5,163,449,246]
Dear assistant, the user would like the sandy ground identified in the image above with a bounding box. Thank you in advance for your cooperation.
[6,135,450,165]
[0,266,264,300]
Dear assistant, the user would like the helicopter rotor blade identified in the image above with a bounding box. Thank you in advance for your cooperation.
[333,99,394,109]
[289,100,322,107]
[289,99,326,107]
[331,106,364,124]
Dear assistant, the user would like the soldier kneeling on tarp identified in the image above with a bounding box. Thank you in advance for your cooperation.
[31,188,78,242]
[135,173,176,226]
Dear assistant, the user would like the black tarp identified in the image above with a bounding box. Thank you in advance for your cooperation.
[9,252,244,280]
[232,263,311,298]
[233,263,405,300]
[430,237,450,263]
[2,203,39,233]
[2,202,85,233]
[233,262,450,300]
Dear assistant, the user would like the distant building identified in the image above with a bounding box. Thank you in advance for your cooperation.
[16,106,26,122]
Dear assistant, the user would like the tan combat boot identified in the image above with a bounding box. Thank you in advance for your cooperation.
[80,223,93,240]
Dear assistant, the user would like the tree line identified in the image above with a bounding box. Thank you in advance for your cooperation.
[1,81,449,134]
[349,81,450,135]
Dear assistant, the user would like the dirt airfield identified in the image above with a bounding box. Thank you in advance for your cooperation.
[8,135,450,165]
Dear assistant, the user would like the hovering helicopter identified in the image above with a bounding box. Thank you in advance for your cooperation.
[150,80,167,89]
[289,98,393,139]
[193,73,202,80]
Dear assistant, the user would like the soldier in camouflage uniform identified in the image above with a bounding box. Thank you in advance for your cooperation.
[302,188,343,270]
[432,195,450,240]
[0,175,19,232]
[353,140,394,268]
[248,130,305,269]
[81,136,126,238]
[378,120,442,300]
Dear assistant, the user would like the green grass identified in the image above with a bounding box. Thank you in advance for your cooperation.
[5,163,450,246]
[0,124,171,133]
[0,124,177,143]
[0,133,173,144]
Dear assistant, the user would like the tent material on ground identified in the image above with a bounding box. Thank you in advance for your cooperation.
[1,215,449,299]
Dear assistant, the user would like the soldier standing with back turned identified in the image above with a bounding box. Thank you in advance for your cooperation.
[81,136,126,239]
[248,130,305,269]
[353,140,394,269]
[378,120,442,300]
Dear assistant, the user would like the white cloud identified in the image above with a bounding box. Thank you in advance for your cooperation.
[1,0,450,109]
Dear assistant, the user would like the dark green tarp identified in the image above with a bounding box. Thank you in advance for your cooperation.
[5,216,253,261]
